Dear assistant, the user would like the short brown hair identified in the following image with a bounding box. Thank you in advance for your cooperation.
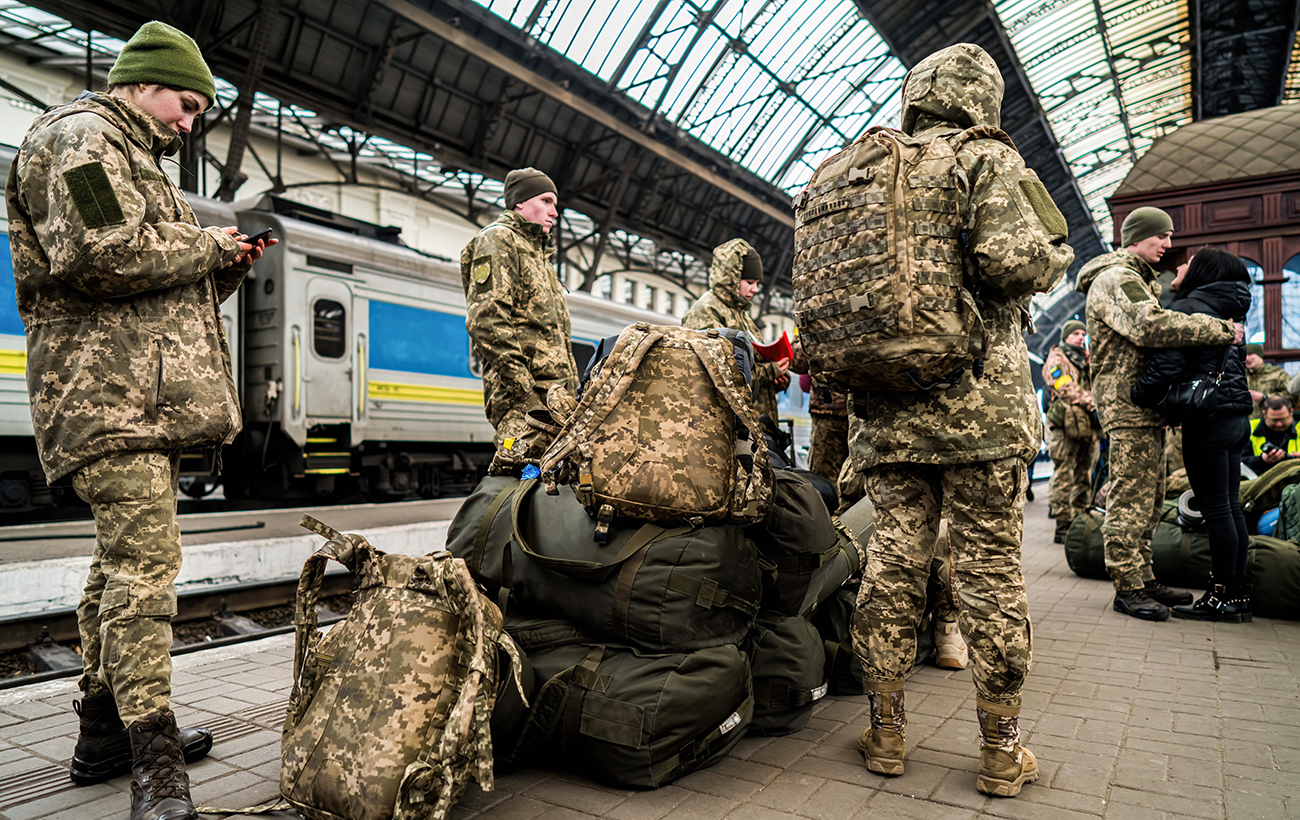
[1263,395,1293,413]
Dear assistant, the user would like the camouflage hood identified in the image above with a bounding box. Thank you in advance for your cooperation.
[1075,249,1152,295]
[900,43,1004,135]
[38,92,184,158]
[708,238,756,311]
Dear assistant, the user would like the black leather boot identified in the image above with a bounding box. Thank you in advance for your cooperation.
[128,711,198,820]
[1172,582,1230,622]
[1223,576,1252,623]
[1144,580,1193,607]
[1113,588,1169,621]
[70,692,214,785]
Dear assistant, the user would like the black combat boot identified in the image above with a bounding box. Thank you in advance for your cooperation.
[128,711,197,820]
[1052,518,1070,544]
[1171,580,1231,622]
[1223,576,1252,623]
[1113,588,1169,621]
[70,692,214,785]
[1144,580,1193,607]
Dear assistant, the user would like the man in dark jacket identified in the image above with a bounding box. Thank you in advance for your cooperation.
[6,21,270,820]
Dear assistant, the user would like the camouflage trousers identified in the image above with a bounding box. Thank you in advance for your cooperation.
[72,450,182,725]
[853,458,1032,707]
[808,415,849,486]
[1047,425,1097,523]
[1102,427,1165,591]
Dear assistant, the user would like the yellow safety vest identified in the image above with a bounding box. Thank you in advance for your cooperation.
[1248,417,1300,456]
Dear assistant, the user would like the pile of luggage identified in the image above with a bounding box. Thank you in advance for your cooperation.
[1063,458,1300,620]
[441,323,879,789]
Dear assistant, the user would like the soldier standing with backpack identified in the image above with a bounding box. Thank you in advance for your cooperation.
[799,44,1074,797]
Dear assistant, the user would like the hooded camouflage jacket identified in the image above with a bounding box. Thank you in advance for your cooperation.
[460,209,579,428]
[851,44,1074,469]
[681,238,784,422]
[1076,249,1234,432]
[6,92,247,482]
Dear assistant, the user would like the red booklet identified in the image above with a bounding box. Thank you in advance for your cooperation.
[753,331,793,363]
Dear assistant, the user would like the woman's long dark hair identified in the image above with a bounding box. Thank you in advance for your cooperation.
[1172,247,1249,303]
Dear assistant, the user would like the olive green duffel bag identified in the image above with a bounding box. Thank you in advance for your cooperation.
[748,469,841,615]
[1065,505,1212,587]
[505,642,753,789]
[808,579,937,695]
[446,476,762,652]
[1247,535,1300,620]
[743,611,827,736]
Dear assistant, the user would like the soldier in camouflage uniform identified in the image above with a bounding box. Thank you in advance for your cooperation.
[1042,320,1098,542]
[1078,206,1242,621]
[682,239,789,425]
[845,44,1073,797]
[460,168,579,474]
[5,21,271,820]
[1244,343,1294,418]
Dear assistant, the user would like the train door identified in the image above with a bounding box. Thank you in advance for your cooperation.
[303,278,354,420]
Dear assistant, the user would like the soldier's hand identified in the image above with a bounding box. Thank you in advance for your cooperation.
[1250,389,1265,402]
[223,226,279,265]
[1233,322,1246,344]
[773,356,791,376]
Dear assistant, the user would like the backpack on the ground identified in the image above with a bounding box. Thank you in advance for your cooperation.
[539,322,773,541]
[280,516,524,820]
[505,642,753,789]
[743,612,827,736]
[445,476,762,652]
[1247,535,1300,619]
[1242,460,1300,529]
[791,125,1014,393]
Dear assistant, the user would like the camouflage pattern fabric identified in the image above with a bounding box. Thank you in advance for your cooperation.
[808,414,849,486]
[847,45,1073,470]
[682,238,784,423]
[1042,343,1093,410]
[72,450,183,726]
[460,210,579,461]
[1077,249,1234,434]
[1046,426,1097,524]
[852,457,1030,707]
[1102,427,1165,590]
[1247,362,1293,418]
[789,337,848,418]
[6,92,246,482]
[1102,428,1164,589]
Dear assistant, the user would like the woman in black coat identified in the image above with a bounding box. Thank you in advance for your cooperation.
[1132,248,1253,621]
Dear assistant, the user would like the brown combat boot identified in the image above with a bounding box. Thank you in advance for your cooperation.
[976,700,1038,797]
[70,692,214,785]
[857,682,905,776]
[128,711,198,820]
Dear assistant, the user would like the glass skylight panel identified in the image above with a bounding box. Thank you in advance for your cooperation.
[995,0,1192,243]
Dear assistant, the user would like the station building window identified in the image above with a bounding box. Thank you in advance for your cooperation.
[621,279,636,304]
[643,284,657,311]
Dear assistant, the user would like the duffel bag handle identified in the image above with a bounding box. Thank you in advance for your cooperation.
[508,479,691,580]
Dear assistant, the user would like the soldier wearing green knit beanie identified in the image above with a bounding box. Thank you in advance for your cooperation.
[108,21,217,107]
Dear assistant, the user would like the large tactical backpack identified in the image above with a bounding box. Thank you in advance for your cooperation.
[539,322,773,540]
[445,476,762,652]
[791,125,1014,392]
[506,642,754,788]
[280,516,523,820]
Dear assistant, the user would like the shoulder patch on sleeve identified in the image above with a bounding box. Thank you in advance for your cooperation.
[63,162,125,229]
[138,168,167,183]
[472,256,493,285]
[1120,280,1154,303]
[1019,174,1068,238]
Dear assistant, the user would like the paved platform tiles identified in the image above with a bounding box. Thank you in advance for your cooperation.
[1,493,1297,820]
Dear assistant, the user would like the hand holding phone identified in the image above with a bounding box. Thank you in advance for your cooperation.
[239,227,273,246]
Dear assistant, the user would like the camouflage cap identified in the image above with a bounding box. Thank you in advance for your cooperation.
[900,43,1003,134]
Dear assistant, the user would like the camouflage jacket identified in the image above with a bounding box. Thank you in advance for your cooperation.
[1077,249,1233,432]
[1247,362,1292,418]
[5,93,247,482]
[460,210,578,428]
[1042,344,1093,410]
[789,338,846,417]
[851,45,1075,469]
[682,238,784,422]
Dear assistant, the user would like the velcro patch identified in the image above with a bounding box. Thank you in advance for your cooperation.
[1019,174,1068,238]
[472,257,492,285]
[63,162,126,229]
[1120,280,1154,303]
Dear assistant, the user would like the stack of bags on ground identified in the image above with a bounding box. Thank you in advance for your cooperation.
[1063,458,1300,619]
[443,323,881,789]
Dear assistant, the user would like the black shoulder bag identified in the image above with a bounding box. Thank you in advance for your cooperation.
[1155,345,1231,423]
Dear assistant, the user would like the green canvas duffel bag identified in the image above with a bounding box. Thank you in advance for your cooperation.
[743,611,827,736]
[1065,505,1213,587]
[446,476,762,652]
[799,494,872,618]
[1063,511,1107,580]
[748,469,854,615]
[808,578,937,695]
[1247,535,1300,620]
[281,516,524,820]
[506,642,754,789]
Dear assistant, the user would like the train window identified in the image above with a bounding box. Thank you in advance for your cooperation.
[571,340,597,374]
[468,339,482,377]
[313,299,347,358]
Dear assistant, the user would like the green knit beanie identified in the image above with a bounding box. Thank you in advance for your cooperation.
[1120,206,1174,248]
[108,22,216,107]
[1060,320,1086,343]
[1246,343,1263,357]
[505,167,557,210]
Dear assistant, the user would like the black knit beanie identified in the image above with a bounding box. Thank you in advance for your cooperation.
[741,248,763,281]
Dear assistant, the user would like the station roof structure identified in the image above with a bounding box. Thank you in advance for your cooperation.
[1,0,1296,338]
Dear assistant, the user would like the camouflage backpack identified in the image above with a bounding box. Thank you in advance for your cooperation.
[791,124,1015,392]
[539,322,773,540]
[279,515,525,820]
